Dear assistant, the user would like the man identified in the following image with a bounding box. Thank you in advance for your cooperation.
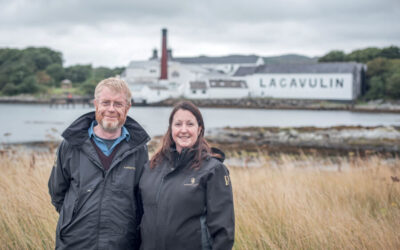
[48,78,150,249]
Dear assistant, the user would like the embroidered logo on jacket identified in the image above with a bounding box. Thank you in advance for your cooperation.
[184,177,198,186]
[124,166,136,170]
[224,175,230,186]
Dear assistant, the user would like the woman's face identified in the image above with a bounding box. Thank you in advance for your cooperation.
[171,109,201,153]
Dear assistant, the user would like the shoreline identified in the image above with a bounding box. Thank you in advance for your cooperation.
[2,125,399,157]
[206,125,400,157]
[1,96,400,113]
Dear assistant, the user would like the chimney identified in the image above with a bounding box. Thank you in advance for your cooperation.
[167,49,173,60]
[160,28,168,80]
[150,48,158,60]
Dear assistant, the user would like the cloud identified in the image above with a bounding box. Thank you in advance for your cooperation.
[0,0,399,67]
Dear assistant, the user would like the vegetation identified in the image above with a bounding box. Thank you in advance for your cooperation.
[319,46,400,100]
[0,47,124,96]
[1,45,399,100]
[0,150,399,249]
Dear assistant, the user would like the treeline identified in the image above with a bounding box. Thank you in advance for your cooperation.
[1,46,399,100]
[319,46,400,100]
[0,47,124,96]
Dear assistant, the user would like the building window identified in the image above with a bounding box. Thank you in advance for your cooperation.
[192,90,197,94]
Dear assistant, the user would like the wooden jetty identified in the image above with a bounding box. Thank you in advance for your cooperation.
[50,96,92,108]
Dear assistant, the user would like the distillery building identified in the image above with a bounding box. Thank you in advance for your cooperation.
[121,28,367,103]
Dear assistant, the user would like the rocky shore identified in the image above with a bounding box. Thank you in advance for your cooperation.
[2,125,399,158]
[1,95,400,113]
[159,98,400,113]
[205,125,400,156]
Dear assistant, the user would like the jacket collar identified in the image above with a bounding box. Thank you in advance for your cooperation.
[61,111,150,148]
[169,146,197,169]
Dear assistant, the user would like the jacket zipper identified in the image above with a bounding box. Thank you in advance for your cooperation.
[107,138,150,173]
[95,180,106,250]
[155,176,165,203]
[88,137,150,248]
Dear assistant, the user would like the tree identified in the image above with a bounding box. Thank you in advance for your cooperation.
[379,46,400,59]
[386,73,400,99]
[7,62,35,85]
[366,58,390,78]
[18,76,41,94]
[318,50,346,62]
[364,76,386,100]
[1,82,19,95]
[23,47,63,71]
[80,80,97,96]
[346,47,381,63]
[36,71,52,86]
[46,63,65,85]
[65,64,92,83]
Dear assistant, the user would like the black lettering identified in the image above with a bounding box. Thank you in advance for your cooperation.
[260,78,266,88]
[330,78,333,88]
[336,78,344,88]
[309,78,317,88]
[299,79,306,88]
[279,78,287,87]
[320,78,327,88]
[270,78,276,87]
[290,78,297,87]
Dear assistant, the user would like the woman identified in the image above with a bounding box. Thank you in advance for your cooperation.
[139,101,235,250]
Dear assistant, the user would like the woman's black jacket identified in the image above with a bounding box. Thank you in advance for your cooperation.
[139,147,235,250]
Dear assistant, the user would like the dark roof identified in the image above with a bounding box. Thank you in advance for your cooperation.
[233,66,258,77]
[173,55,261,64]
[190,81,207,90]
[233,62,365,76]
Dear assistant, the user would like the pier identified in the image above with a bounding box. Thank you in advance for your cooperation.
[49,96,92,108]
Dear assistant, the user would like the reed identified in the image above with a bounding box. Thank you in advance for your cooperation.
[0,150,399,249]
[231,154,400,249]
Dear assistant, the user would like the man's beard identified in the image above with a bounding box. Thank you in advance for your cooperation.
[96,113,126,133]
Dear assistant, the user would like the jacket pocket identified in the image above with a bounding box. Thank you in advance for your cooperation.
[59,182,99,237]
[74,182,100,216]
[200,212,213,250]
[58,196,79,237]
[111,164,137,191]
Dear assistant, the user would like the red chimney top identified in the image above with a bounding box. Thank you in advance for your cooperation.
[160,28,168,80]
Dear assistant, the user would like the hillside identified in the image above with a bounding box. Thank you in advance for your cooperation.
[172,54,318,65]
[263,53,318,64]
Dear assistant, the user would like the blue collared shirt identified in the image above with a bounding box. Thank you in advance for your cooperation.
[88,121,130,156]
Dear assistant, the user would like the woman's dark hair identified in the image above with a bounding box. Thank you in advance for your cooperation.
[150,101,211,169]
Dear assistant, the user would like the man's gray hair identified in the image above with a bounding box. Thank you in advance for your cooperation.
[94,77,132,105]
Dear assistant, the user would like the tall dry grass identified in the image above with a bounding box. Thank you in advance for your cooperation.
[0,151,57,249]
[0,150,399,249]
[232,154,400,249]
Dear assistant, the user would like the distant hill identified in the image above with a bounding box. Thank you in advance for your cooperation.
[172,54,318,65]
[263,54,318,65]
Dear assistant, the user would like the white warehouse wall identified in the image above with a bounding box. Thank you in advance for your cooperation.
[246,73,354,100]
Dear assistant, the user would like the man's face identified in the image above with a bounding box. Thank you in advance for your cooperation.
[94,87,130,133]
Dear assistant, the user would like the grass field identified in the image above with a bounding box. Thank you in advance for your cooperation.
[0,150,399,249]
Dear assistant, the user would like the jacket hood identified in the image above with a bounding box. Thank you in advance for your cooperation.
[61,111,150,148]
[211,147,225,163]
[167,146,226,169]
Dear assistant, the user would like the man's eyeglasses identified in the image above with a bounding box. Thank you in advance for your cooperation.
[98,100,126,109]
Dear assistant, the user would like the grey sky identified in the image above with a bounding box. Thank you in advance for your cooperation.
[1,0,399,67]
